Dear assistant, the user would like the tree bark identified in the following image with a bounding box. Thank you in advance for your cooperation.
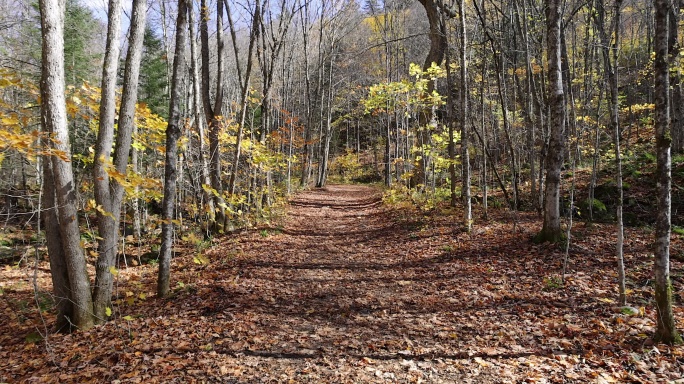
[669,0,683,153]
[91,0,122,322]
[42,163,73,332]
[40,0,94,330]
[413,0,452,189]
[458,0,471,232]
[446,42,457,207]
[92,0,147,322]
[158,0,188,297]
[537,0,566,243]
[200,0,226,231]
[188,5,214,225]
[228,0,260,196]
[653,0,683,345]
[595,0,626,306]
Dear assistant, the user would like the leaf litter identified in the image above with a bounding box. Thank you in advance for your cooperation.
[0,184,683,382]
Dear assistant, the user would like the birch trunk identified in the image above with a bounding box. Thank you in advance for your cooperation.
[653,0,682,344]
[537,0,566,243]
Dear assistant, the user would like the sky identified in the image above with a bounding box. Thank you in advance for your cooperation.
[79,0,134,30]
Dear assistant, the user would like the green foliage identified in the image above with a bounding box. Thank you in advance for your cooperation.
[25,332,43,344]
[140,27,169,118]
[543,276,563,290]
[64,0,101,85]
[488,196,503,209]
[329,148,364,182]
[672,226,684,236]
[640,152,656,164]
[583,198,607,215]
[382,185,452,211]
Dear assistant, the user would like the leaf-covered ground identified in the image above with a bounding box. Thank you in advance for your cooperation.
[1,184,683,382]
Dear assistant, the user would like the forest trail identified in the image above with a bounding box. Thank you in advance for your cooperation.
[194,184,586,381]
[2,185,681,382]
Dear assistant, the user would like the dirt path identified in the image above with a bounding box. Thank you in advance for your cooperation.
[3,184,681,382]
[202,184,547,382]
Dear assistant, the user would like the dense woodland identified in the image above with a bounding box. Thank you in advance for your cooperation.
[1,0,684,381]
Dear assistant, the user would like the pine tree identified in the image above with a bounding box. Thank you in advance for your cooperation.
[140,27,169,118]
[63,0,101,85]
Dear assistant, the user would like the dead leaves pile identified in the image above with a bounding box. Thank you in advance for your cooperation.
[1,184,683,383]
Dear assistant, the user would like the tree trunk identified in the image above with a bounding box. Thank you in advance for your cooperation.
[92,0,146,323]
[446,40,457,207]
[299,1,313,187]
[537,0,566,243]
[458,0,471,232]
[42,163,73,332]
[228,1,260,196]
[40,0,94,330]
[188,5,214,225]
[200,0,226,231]
[317,48,335,188]
[413,0,453,189]
[595,0,626,306]
[91,0,122,322]
[669,0,683,153]
[514,0,538,208]
[158,0,188,297]
[653,0,682,345]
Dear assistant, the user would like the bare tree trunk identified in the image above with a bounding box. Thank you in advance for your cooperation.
[42,163,73,332]
[228,1,261,196]
[158,0,188,297]
[131,122,142,239]
[458,0,471,232]
[653,0,682,345]
[188,5,214,226]
[670,0,683,153]
[91,0,122,322]
[595,0,626,306]
[514,0,538,208]
[92,0,147,322]
[480,60,488,219]
[446,39,457,207]
[299,0,313,187]
[412,0,454,189]
[200,0,226,231]
[40,0,94,330]
[537,0,566,243]
[317,49,335,188]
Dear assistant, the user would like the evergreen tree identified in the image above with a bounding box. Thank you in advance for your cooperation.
[63,0,100,85]
[140,26,168,118]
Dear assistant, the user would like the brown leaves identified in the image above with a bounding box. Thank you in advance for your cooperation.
[1,185,683,382]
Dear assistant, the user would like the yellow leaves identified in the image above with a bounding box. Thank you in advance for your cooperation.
[202,184,221,198]
[109,266,119,276]
[0,78,13,88]
[1,115,19,126]
[193,254,209,265]
[624,103,654,114]
[87,198,115,219]
[105,307,112,317]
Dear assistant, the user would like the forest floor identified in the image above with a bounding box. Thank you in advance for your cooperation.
[1,184,684,383]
